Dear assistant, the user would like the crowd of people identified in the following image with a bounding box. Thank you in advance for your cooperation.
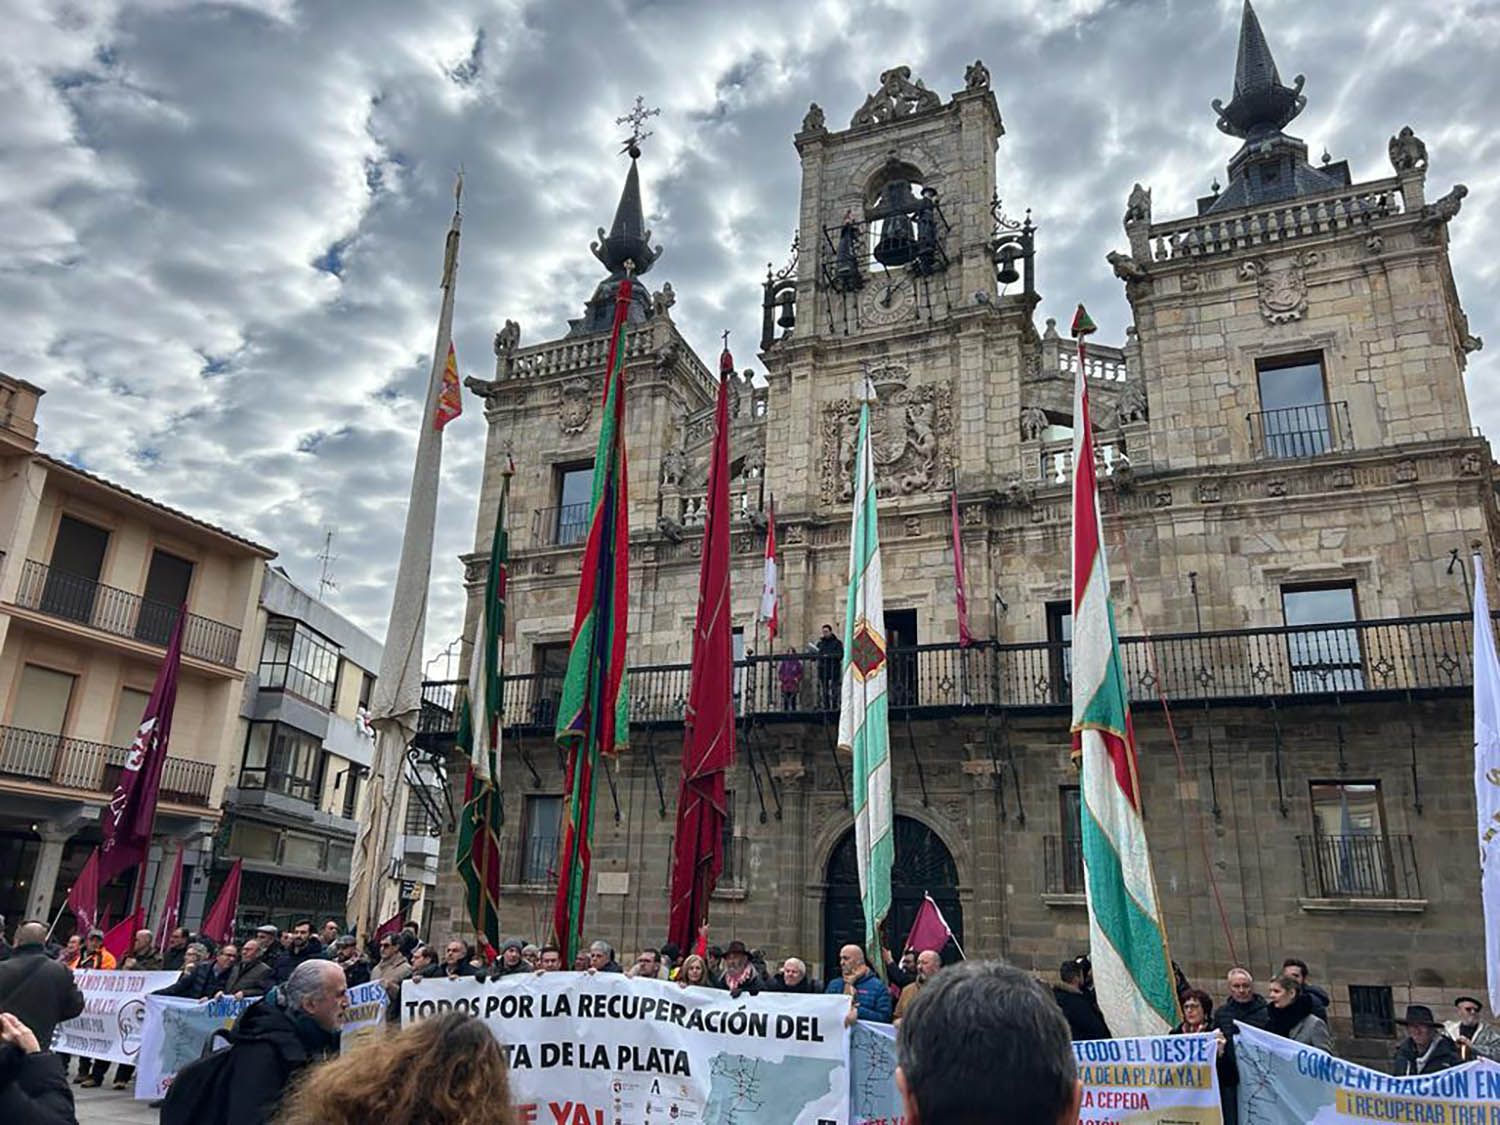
[0,907,1495,1123]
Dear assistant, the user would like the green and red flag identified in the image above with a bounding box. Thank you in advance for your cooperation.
[550,278,634,963]
[455,456,512,950]
[667,341,736,953]
[1069,302,1178,1037]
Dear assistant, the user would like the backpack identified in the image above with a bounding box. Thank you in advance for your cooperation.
[159,1027,294,1125]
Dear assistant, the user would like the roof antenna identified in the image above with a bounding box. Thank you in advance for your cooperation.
[316,527,339,601]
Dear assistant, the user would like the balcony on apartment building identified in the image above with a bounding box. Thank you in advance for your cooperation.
[0,724,215,806]
[14,560,241,667]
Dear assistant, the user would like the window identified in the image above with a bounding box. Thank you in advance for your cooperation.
[1046,601,1072,703]
[520,795,562,884]
[720,788,742,888]
[1308,781,1390,896]
[12,666,76,736]
[241,721,325,802]
[358,673,375,712]
[258,617,341,708]
[732,626,746,712]
[282,833,325,870]
[532,643,570,726]
[1349,985,1396,1039]
[887,608,919,708]
[554,463,594,546]
[339,766,364,820]
[1255,355,1334,459]
[229,820,280,862]
[1057,786,1085,894]
[136,549,194,645]
[41,516,110,621]
[1282,584,1363,691]
[109,688,151,748]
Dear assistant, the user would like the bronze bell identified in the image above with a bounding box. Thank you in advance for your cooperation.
[995,245,1020,285]
[777,292,796,330]
[872,181,918,268]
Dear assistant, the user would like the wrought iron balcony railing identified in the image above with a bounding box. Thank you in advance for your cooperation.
[1246,401,1353,460]
[1297,834,1421,899]
[530,504,591,548]
[418,613,1475,738]
[0,724,216,806]
[14,560,242,667]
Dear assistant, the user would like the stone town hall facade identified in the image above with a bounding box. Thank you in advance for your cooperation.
[421,5,1492,1059]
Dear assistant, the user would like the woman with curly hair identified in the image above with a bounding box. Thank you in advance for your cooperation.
[276,1010,515,1125]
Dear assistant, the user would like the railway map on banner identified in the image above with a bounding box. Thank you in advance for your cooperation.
[1234,1023,1500,1124]
[399,974,850,1124]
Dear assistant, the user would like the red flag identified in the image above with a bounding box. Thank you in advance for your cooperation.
[950,488,972,647]
[200,859,242,945]
[374,909,406,941]
[68,849,101,934]
[103,908,142,962]
[667,344,737,953]
[99,609,185,884]
[758,500,779,642]
[434,342,463,430]
[905,893,962,957]
[155,846,184,952]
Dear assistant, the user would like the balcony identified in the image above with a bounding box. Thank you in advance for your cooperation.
[1297,834,1420,901]
[418,613,1476,738]
[1043,836,1086,896]
[530,504,590,548]
[14,560,242,667]
[505,833,561,889]
[0,725,216,806]
[1247,401,1353,460]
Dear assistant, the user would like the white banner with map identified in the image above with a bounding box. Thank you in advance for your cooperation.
[132,994,257,1100]
[52,969,180,1066]
[1234,1022,1500,1124]
[400,974,850,1123]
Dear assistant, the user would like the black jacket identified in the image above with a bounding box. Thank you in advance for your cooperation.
[1054,984,1112,1041]
[337,956,371,988]
[159,960,234,1000]
[766,972,822,994]
[271,938,325,984]
[0,943,84,1046]
[162,992,339,1125]
[0,1047,74,1125]
[1213,993,1271,1037]
[1394,1034,1462,1076]
[162,945,188,972]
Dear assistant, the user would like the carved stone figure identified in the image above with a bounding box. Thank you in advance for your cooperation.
[1124,183,1152,225]
[1240,250,1319,324]
[1463,334,1485,354]
[1019,406,1049,441]
[660,446,688,486]
[1114,382,1149,426]
[494,319,521,358]
[1000,475,1034,509]
[654,339,681,370]
[850,66,942,128]
[1422,184,1468,224]
[651,282,676,316]
[964,60,990,92]
[820,378,953,502]
[558,376,592,435]
[801,102,826,133]
[1388,126,1428,173]
[656,514,685,543]
[1107,250,1150,284]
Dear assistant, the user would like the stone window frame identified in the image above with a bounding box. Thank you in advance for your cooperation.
[1234,330,1342,454]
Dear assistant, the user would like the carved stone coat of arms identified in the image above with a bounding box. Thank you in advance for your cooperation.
[820,381,953,502]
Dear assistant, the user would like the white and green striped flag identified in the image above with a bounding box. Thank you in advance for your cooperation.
[838,387,893,970]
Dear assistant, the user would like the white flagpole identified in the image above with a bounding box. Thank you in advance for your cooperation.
[1472,553,1500,1013]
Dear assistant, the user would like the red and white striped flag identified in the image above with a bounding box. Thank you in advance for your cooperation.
[758,499,780,641]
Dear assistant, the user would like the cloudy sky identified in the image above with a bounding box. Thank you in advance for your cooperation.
[4,0,1498,672]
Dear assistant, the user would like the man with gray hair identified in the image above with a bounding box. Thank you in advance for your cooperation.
[768,956,820,994]
[588,940,623,973]
[161,958,346,1125]
[897,960,1082,1124]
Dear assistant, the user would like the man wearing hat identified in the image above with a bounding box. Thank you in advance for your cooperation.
[332,935,370,987]
[492,938,530,977]
[714,941,762,997]
[1393,1005,1461,1075]
[1445,996,1500,1062]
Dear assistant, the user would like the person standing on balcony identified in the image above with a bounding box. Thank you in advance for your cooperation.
[816,625,842,710]
[778,648,804,710]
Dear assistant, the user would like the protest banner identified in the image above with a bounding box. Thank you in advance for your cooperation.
[52,969,179,1065]
[1234,1022,1500,1124]
[401,973,850,1123]
[849,1021,902,1124]
[1072,1033,1221,1123]
[340,979,390,1052]
[133,994,256,1100]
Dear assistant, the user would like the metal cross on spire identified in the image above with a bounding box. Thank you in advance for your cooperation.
[617,95,660,158]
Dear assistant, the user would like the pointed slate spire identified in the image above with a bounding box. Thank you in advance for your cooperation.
[590,153,662,277]
[1211,0,1306,138]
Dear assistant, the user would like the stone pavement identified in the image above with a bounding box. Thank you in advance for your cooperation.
[74,1081,159,1124]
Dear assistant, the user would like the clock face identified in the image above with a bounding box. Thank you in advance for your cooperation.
[861,275,917,326]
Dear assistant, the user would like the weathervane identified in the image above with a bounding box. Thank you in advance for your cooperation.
[616,95,660,158]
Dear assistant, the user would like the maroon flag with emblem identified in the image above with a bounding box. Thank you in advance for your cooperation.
[667,344,737,953]
[99,608,185,884]
[68,848,101,934]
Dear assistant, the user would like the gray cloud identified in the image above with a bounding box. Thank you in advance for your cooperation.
[2,0,1495,669]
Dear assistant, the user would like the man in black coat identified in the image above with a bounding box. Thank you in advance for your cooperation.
[223,939,274,999]
[816,625,843,709]
[161,927,192,972]
[0,1012,74,1125]
[1213,968,1271,1035]
[161,959,345,1125]
[0,922,84,1046]
[766,957,821,994]
[1393,1005,1462,1076]
[159,944,237,1000]
[1053,958,1111,1041]
[272,920,325,984]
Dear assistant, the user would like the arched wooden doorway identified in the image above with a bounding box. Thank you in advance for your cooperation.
[822,815,962,975]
